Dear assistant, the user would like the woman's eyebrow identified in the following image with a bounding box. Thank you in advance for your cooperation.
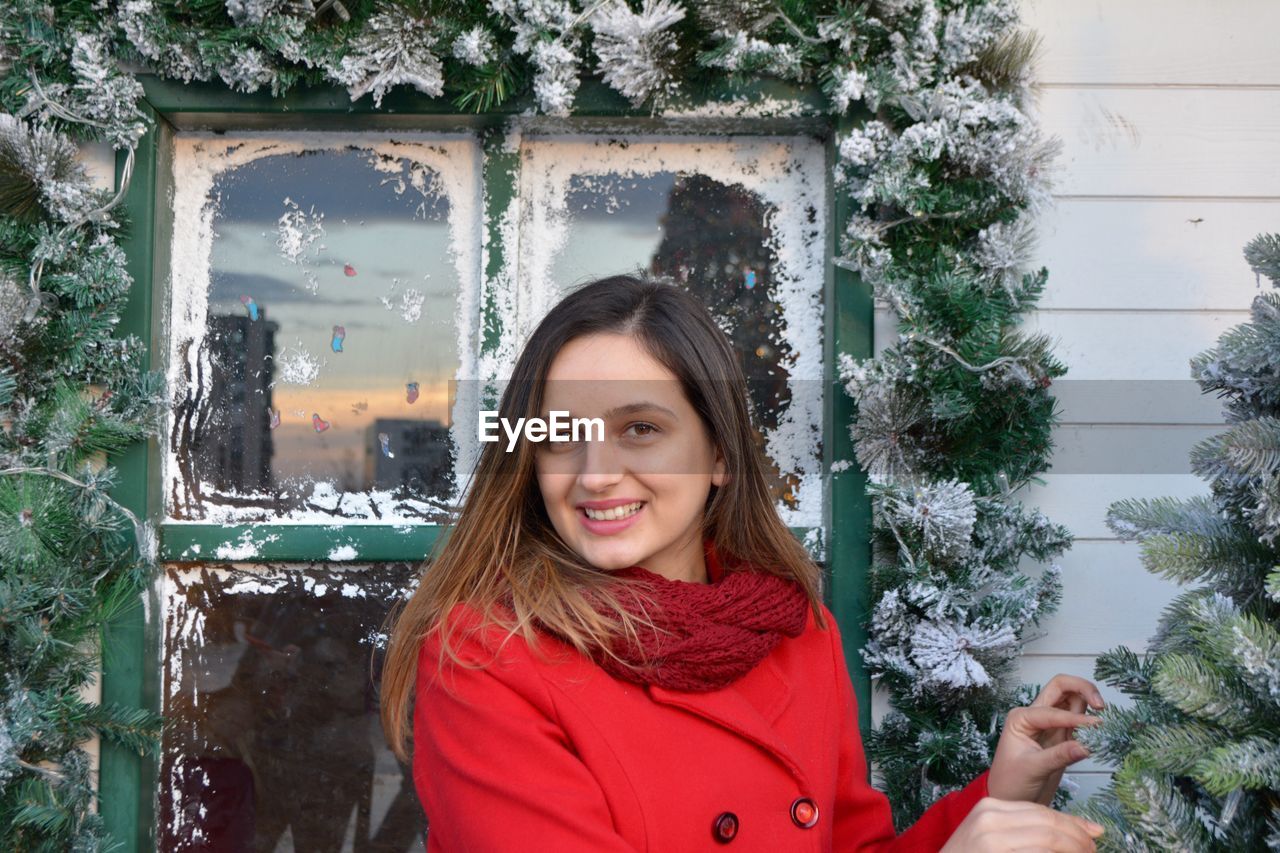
[599,401,679,420]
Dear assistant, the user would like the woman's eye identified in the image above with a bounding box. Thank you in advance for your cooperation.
[625,421,659,438]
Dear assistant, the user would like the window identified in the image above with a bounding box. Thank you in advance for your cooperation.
[166,134,480,526]
[104,78,868,851]
[516,135,827,525]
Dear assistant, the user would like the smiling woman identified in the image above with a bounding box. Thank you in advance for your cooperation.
[379,274,1104,851]
[379,273,836,849]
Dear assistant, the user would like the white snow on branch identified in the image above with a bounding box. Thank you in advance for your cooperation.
[590,0,686,107]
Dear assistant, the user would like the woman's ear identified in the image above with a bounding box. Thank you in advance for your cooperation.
[712,447,728,487]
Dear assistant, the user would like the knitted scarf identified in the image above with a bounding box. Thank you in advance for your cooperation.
[575,540,812,692]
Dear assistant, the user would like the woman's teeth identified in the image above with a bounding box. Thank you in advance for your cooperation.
[583,502,643,521]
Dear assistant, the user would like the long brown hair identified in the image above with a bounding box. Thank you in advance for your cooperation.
[380,273,827,760]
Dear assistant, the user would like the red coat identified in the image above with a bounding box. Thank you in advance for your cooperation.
[413,563,990,851]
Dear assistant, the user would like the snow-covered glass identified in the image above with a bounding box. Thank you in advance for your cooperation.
[164,134,481,524]
[517,137,827,525]
[160,563,424,851]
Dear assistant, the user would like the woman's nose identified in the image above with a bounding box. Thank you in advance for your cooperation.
[577,439,625,491]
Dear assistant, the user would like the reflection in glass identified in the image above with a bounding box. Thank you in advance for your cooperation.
[169,139,473,522]
[160,564,425,852]
[548,170,809,509]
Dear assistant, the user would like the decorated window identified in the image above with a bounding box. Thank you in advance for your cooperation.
[165,134,481,528]
[151,117,837,851]
[160,563,423,851]
[162,130,829,548]
[516,136,827,525]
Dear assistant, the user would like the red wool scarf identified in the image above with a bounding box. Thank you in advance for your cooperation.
[575,540,812,693]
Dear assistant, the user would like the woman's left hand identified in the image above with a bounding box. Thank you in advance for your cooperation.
[987,674,1105,805]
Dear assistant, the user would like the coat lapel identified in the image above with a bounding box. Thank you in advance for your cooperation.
[646,652,808,785]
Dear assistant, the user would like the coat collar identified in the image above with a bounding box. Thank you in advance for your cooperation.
[645,553,810,786]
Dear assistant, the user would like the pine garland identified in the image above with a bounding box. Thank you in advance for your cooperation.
[1071,235,1280,851]
[0,0,1067,847]
[0,21,163,845]
[829,0,1072,828]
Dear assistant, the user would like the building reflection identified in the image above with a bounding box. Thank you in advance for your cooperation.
[193,313,278,493]
[366,419,453,498]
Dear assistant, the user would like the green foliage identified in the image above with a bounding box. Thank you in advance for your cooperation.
[829,0,1071,826]
[1245,233,1280,287]
[961,29,1042,93]
[1,8,163,848]
[452,56,526,113]
[1074,232,1280,850]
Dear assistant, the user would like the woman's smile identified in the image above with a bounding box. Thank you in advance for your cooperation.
[578,499,647,534]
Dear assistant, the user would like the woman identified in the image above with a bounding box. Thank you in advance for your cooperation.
[381,274,1107,851]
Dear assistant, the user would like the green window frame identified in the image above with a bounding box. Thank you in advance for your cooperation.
[103,74,873,849]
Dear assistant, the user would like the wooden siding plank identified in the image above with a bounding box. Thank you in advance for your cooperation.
[1035,199,1278,311]
[1022,474,1209,540]
[1022,0,1280,86]
[1024,542,1180,655]
[1036,88,1280,198]
[877,308,1242,380]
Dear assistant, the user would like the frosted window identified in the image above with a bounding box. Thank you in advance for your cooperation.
[516,137,827,524]
[160,564,424,852]
[165,135,482,524]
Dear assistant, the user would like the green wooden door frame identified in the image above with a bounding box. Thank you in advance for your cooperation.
[102,75,873,849]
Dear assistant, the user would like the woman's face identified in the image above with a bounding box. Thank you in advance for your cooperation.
[534,332,727,584]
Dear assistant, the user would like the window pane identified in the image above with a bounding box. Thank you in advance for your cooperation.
[516,137,827,525]
[160,564,424,852]
[165,135,482,523]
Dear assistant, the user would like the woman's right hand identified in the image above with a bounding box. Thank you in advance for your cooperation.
[940,797,1105,852]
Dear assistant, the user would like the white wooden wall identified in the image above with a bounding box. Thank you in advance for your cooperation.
[873,0,1280,803]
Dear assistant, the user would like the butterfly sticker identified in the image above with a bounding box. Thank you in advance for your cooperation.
[378,432,395,458]
[343,263,357,277]
[406,382,419,404]
[312,413,331,433]
[240,295,259,320]
[331,325,346,353]
[743,270,756,290]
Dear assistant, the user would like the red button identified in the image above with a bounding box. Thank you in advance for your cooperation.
[791,797,818,828]
[712,811,739,843]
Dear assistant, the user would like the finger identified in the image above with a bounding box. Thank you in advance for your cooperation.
[1007,810,1103,851]
[1039,700,1082,746]
[1032,674,1105,710]
[1010,706,1102,736]
[1003,825,1095,853]
[1035,738,1092,774]
[1032,675,1104,712]
[1049,810,1106,842]
[1040,693,1089,747]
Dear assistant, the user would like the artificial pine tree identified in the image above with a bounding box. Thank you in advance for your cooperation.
[1074,232,1280,850]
